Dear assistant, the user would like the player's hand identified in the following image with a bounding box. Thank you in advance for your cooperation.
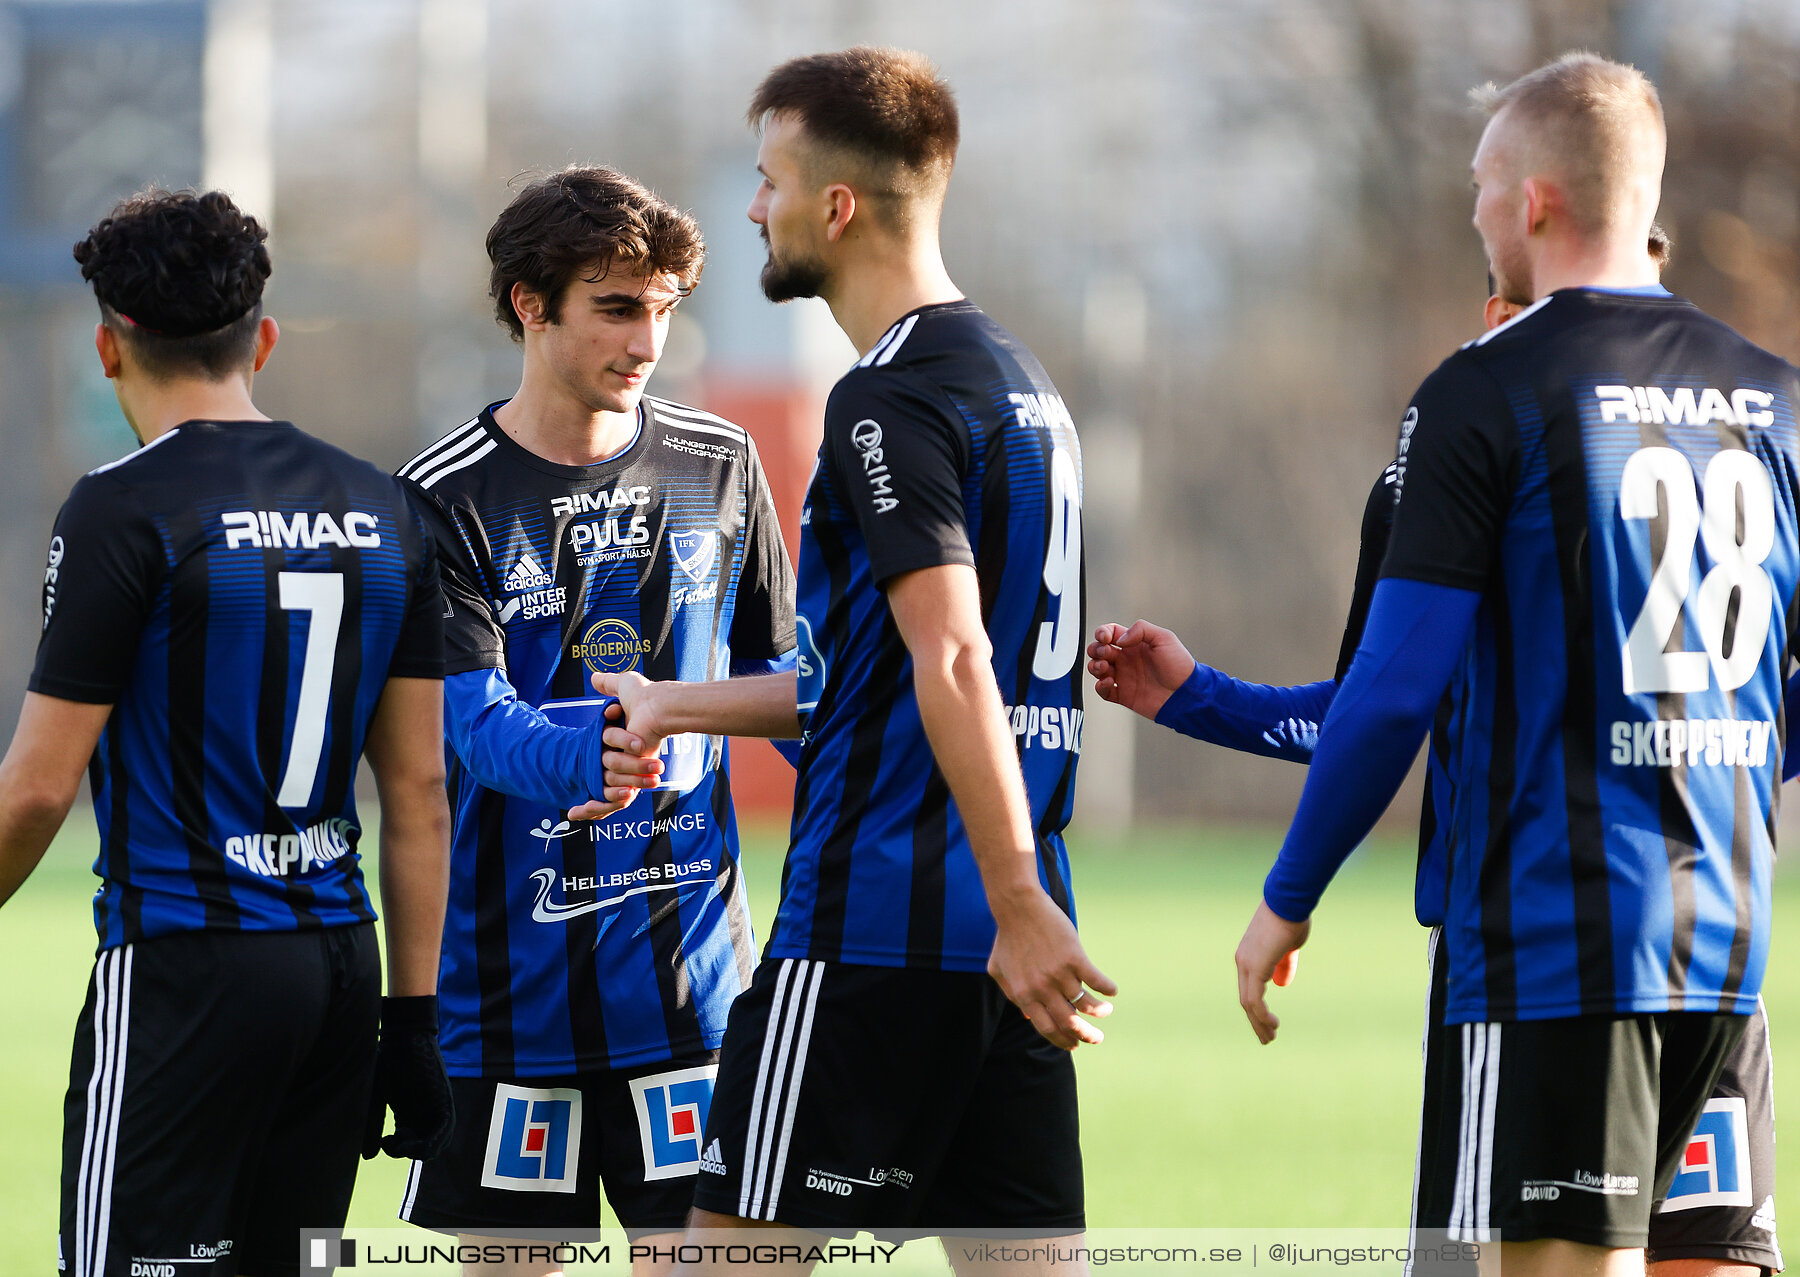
[363,995,455,1160]
[1234,899,1310,1045]
[1086,620,1197,721]
[987,885,1117,1050]
[564,700,657,822]
[590,671,669,752]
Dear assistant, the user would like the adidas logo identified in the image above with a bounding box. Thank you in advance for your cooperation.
[1752,1195,1777,1232]
[699,1138,726,1176]
[502,553,554,593]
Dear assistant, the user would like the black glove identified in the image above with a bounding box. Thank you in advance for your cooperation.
[362,995,455,1160]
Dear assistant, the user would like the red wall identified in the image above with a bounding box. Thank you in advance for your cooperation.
[703,378,824,824]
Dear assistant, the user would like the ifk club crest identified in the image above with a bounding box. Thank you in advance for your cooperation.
[669,529,717,583]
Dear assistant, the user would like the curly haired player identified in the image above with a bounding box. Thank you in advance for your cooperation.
[0,188,454,1277]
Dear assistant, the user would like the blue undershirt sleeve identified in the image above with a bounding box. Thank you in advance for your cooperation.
[1261,578,1481,921]
[1786,671,1800,783]
[1154,667,1338,763]
[444,669,609,810]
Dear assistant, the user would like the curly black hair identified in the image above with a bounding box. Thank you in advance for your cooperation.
[487,167,704,341]
[73,189,271,377]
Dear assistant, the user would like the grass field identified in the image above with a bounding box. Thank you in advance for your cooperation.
[3,815,1795,1270]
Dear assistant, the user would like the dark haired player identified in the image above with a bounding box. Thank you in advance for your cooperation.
[1228,53,1799,1277]
[392,166,795,1270]
[580,48,1113,1253]
[0,189,452,1276]
[1092,237,1783,1277]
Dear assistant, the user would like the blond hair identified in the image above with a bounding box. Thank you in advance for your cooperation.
[1472,52,1665,235]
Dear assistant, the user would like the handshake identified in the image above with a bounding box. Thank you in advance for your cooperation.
[567,671,674,822]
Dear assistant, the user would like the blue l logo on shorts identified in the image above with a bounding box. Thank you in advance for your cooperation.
[630,1064,718,1182]
[496,1097,573,1180]
[480,1084,583,1194]
[1662,1096,1752,1211]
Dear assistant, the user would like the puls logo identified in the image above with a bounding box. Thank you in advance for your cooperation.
[481,1084,582,1193]
[568,494,653,565]
[629,1065,717,1180]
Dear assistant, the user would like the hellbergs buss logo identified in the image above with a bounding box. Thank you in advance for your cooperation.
[480,1084,582,1193]
[1659,1097,1753,1212]
[629,1064,717,1181]
[528,857,713,923]
[572,617,650,674]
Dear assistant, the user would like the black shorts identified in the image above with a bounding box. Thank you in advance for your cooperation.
[59,924,379,1277]
[691,958,1084,1234]
[1411,928,1779,1265]
[399,1051,720,1235]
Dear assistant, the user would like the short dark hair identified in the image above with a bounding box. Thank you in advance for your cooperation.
[72,189,270,379]
[486,167,705,341]
[749,47,958,214]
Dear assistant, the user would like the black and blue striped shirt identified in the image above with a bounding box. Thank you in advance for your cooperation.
[401,399,795,1075]
[776,301,1085,971]
[31,420,444,950]
[1381,289,1800,1022]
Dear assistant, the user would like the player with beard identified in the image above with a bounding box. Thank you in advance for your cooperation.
[394,168,795,1274]
[575,47,1113,1263]
[1090,229,1783,1277]
[1231,53,1798,1277]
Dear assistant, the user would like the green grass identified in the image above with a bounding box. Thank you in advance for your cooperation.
[4,817,1795,1269]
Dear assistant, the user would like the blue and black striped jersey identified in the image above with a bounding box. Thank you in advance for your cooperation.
[1380,288,1800,1023]
[774,301,1085,971]
[401,398,795,1075]
[30,420,445,950]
